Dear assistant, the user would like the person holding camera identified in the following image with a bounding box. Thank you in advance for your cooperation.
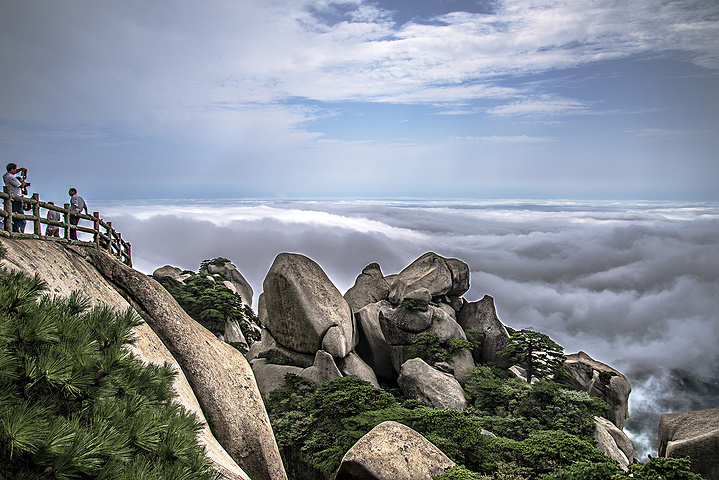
[3,163,29,233]
[68,188,87,240]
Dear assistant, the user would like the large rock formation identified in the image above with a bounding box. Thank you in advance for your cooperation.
[81,246,287,480]
[344,262,390,313]
[658,407,719,480]
[252,253,379,394]
[457,295,510,367]
[593,416,634,470]
[262,253,354,357]
[335,421,455,480]
[0,238,253,480]
[565,351,631,429]
[388,252,469,306]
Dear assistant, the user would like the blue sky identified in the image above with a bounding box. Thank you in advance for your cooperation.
[1,0,718,201]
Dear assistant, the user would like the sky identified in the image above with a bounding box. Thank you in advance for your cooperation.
[1,0,719,201]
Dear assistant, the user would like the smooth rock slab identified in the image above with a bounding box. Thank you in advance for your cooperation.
[262,253,353,356]
[659,407,719,480]
[565,351,631,429]
[335,421,455,480]
[398,358,468,411]
[344,263,390,313]
[457,295,510,367]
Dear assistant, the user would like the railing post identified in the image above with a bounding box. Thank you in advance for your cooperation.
[63,203,71,239]
[32,193,40,236]
[2,186,10,233]
[93,212,100,247]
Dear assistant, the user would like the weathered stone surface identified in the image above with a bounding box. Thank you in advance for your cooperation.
[594,416,633,471]
[565,351,631,429]
[380,304,433,341]
[335,421,455,480]
[388,252,469,306]
[323,324,354,358]
[659,407,719,480]
[80,246,287,480]
[262,253,353,355]
[398,358,468,411]
[1,238,252,480]
[457,295,510,367]
[344,263,390,313]
[448,348,475,382]
[300,350,343,387]
[224,319,247,346]
[153,264,184,282]
[355,301,395,382]
[424,306,466,343]
[445,258,471,296]
[246,329,315,368]
[337,350,379,387]
[251,359,304,396]
[202,259,254,308]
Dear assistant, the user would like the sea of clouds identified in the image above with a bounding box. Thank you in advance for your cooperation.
[94,198,719,459]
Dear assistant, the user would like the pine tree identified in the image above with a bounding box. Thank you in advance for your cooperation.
[0,248,219,479]
[500,329,569,383]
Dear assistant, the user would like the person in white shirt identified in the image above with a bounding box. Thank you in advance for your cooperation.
[3,163,28,232]
[68,188,88,240]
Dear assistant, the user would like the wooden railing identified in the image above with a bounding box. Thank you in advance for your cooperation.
[1,188,132,266]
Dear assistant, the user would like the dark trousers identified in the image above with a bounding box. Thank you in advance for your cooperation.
[69,215,79,240]
[11,201,25,233]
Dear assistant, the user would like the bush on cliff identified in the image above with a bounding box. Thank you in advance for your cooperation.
[0,263,218,479]
[158,272,260,349]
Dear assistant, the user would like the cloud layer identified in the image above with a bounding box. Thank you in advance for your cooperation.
[97,198,719,369]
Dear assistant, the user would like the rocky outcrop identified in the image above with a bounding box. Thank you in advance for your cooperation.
[344,262,390,313]
[388,252,469,306]
[153,264,187,282]
[335,421,455,480]
[380,302,472,378]
[658,407,719,480]
[565,351,631,429]
[594,416,634,470]
[80,246,287,480]
[397,358,468,411]
[262,253,354,357]
[201,258,254,308]
[1,238,251,480]
[457,295,510,367]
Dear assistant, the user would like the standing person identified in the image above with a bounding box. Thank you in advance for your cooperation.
[45,202,61,237]
[68,188,88,240]
[3,163,28,233]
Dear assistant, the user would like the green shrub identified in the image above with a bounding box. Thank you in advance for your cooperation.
[158,272,261,344]
[408,332,474,365]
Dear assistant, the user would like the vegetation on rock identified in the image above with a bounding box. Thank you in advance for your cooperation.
[266,366,615,479]
[0,256,219,479]
[407,331,482,365]
[157,259,261,352]
[500,329,569,383]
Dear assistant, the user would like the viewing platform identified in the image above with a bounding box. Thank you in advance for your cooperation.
[1,188,131,266]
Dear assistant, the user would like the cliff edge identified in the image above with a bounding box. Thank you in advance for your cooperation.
[0,237,287,480]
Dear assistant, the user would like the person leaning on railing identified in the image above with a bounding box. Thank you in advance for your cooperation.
[68,188,88,240]
[3,163,29,233]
